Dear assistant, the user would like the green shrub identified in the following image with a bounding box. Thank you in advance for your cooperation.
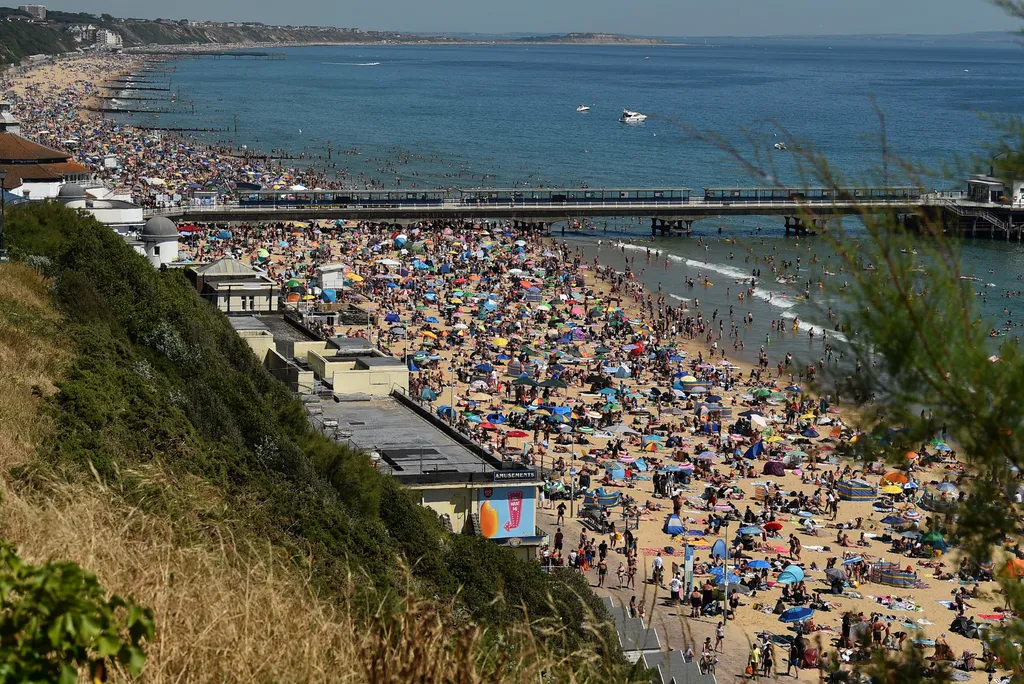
[5,202,627,674]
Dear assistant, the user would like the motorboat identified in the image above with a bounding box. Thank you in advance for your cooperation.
[774,142,787,151]
[619,109,647,124]
[576,105,590,112]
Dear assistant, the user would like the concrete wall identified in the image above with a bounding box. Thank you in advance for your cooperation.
[418,486,473,534]
[237,329,274,362]
[331,366,408,395]
[83,204,144,226]
[265,349,315,394]
[212,289,274,314]
[145,238,178,268]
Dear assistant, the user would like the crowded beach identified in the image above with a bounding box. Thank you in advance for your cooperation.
[3,53,1021,684]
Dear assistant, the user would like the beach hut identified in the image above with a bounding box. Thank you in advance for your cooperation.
[838,478,878,502]
[664,515,685,536]
[870,562,918,588]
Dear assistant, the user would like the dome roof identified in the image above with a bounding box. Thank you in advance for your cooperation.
[141,216,178,239]
[57,183,86,199]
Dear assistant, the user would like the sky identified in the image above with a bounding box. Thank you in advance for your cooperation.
[48,0,1016,37]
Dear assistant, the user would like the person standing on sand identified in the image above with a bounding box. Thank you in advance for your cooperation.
[597,558,608,587]
[714,621,724,652]
[556,501,565,525]
[617,562,626,588]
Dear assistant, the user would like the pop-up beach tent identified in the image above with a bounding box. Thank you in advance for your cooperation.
[664,514,685,535]
[777,564,805,585]
[763,461,786,476]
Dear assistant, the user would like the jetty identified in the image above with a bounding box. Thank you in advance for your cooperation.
[137,182,1024,239]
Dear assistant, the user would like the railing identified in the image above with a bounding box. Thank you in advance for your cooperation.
[143,195,933,219]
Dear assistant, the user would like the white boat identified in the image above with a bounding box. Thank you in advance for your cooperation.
[774,142,787,151]
[576,105,590,112]
[619,109,647,124]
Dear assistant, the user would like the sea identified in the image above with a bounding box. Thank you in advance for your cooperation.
[112,38,1024,369]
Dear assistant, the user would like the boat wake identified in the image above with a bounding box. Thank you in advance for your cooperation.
[323,62,381,66]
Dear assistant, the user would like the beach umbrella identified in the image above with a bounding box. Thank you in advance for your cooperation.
[480,422,498,431]
[618,454,636,464]
[285,279,302,289]
[420,387,437,401]
[643,442,662,452]
[487,413,506,424]
[506,430,529,438]
[747,560,771,570]
[903,482,919,490]
[825,568,849,583]
[881,472,909,484]
[715,572,742,586]
[464,413,483,423]
[764,521,783,532]
[880,515,904,525]
[800,428,819,438]
[841,557,864,566]
[880,484,905,495]
[936,482,958,493]
[779,607,815,623]
[785,385,803,393]
[933,442,952,452]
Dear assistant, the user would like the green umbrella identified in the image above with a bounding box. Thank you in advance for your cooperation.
[285,279,301,288]
[513,377,539,387]
[540,378,568,389]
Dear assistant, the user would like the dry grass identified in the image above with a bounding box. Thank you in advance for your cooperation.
[0,264,601,683]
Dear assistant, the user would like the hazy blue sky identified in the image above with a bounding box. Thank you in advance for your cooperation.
[53,0,1015,36]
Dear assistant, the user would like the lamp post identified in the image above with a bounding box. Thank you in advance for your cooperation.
[0,168,7,260]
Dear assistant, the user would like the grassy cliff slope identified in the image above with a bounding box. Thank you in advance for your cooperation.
[0,201,636,681]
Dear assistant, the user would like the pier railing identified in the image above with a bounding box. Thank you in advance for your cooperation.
[144,195,936,219]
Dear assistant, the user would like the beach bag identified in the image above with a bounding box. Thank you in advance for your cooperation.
[746,665,754,676]
[802,648,818,669]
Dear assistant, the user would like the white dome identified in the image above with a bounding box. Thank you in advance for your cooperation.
[141,216,178,239]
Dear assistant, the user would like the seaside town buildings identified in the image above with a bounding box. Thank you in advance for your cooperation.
[0,101,91,199]
[17,4,45,21]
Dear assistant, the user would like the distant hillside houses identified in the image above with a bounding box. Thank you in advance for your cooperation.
[64,23,97,43]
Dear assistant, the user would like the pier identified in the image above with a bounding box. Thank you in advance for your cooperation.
[137,185,1024,238]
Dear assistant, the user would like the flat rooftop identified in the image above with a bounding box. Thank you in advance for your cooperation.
[318,397,498,480]
[251,314,318,343]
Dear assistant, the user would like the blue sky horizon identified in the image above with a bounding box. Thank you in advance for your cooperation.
[50,0,1017,37]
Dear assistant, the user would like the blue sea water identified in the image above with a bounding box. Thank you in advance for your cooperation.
[138,40,1024,191]
[124,40,1024,368]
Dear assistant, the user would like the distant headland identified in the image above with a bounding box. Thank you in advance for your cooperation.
[0,6,670,66]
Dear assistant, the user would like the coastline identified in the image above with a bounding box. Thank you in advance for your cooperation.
[3,53,1008,684]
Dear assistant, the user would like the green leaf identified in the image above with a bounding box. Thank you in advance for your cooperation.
[96,634,121,658]
[58,664,78,684]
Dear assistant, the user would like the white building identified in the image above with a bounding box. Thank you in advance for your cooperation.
[138,216,179,268]
[95,29,122,48]
[55,183,144,235]
[0,102,92,199]
[17,5,45,20]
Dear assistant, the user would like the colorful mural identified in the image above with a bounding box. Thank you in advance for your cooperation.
[478,486,536,539]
